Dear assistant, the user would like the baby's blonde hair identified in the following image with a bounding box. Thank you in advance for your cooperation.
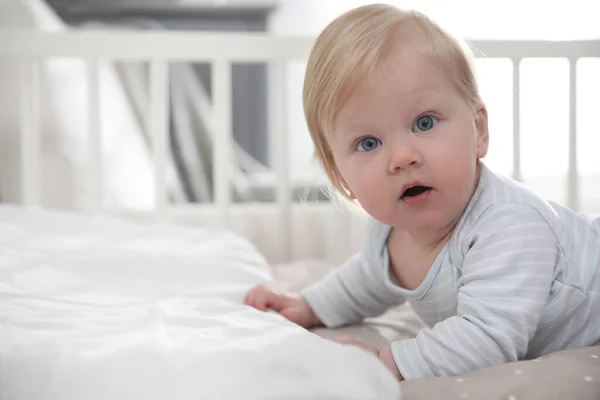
[303,4,483,200]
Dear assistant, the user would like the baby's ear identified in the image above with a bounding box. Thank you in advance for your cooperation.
[475,106,489,158]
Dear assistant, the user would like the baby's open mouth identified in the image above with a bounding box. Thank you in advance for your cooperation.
[400,186,432,199]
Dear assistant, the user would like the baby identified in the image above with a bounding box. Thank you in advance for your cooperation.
[245,4,600,380]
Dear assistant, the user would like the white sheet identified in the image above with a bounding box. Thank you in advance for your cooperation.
[0,206,401,399]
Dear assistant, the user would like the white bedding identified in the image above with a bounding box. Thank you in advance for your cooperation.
[0,206,400,400]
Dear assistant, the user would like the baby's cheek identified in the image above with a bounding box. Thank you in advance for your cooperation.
[435,140,475,173]
[358,173,388,197]
[342,166,372,190]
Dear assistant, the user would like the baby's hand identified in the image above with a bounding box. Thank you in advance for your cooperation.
[244,285,322,329]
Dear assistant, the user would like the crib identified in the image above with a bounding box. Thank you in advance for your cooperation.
[1,3,600,400]
[3,29,600,263]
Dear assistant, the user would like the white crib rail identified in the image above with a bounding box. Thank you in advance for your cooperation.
[2,31,599,261]
[149,59,169,219]
[86,58,102,213]
[212,59,233,229]
[511,59,522,183]
[472,40,600,213]
[270,61,292,259]
[568,60,579,211]
[19,58,41,207]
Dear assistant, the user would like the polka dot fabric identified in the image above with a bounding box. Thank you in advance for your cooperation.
[401,346,600,400]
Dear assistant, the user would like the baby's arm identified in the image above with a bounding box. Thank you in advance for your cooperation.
[390,205,559,380]
[301,220,406,328]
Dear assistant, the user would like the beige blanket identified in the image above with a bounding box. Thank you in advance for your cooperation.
[273,260,600,400]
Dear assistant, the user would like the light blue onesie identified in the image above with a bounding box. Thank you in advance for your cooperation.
[302,163,600,379]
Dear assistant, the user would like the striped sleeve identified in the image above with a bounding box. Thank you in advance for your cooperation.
[301,220,405,328]
[391,205,560,379]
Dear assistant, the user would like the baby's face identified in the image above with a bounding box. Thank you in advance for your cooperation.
[329,46,488,233]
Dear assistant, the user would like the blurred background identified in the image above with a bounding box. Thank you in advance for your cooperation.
[1,0,599,215]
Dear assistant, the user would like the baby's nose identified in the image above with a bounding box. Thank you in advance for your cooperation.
[388,144,422,173]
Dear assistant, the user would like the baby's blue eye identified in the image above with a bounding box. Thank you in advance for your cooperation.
[356,137,381,152]
[412,115,438,133]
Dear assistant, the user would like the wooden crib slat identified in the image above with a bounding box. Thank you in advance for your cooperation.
[512,58,522,183]
[20,58,41,206]
[568,58,580,211]
[212,59,232,228]
[86,58,102,212]
[149,59,169,218]
[271,62,291,261]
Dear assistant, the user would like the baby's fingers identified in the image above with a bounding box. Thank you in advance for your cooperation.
[244,285,280,311]
[244,285,265,307]
[255,290,283,312]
